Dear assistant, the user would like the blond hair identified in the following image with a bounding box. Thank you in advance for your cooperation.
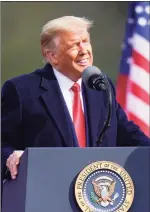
[41,16,93,53]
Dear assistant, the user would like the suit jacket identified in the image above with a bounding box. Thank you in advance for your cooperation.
[1,63,150,172]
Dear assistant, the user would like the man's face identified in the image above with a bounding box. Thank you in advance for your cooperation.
[47,29,93,81]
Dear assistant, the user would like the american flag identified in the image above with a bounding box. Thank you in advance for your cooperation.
[116,2,150,137]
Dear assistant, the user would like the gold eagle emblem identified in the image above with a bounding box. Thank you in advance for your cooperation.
[92,176,116,205]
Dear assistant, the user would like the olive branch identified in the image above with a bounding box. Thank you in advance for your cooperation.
[90,192,98,203]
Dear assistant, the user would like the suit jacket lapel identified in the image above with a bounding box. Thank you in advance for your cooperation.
[39,64,74,147]
[38,64,108,147]
[82,83,108,147]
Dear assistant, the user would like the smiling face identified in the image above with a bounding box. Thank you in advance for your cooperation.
[45,29,93,81]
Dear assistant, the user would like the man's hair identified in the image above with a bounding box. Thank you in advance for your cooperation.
[41,16,93,54]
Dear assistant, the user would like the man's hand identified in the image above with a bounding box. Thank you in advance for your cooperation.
[6,150,24,179]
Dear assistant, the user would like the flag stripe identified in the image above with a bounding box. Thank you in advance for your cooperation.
[132,50,150,73]
[129,64,150,94]
[116,75,128,109]
[133,33,150,61]
[127,93,149,126]
[129,81,150,104]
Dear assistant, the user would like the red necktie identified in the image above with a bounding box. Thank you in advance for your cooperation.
[71,83,86,147]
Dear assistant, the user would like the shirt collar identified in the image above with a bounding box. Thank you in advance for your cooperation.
[53,67,82,91]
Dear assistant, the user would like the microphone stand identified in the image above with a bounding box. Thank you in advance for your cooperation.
[95,76,112,147]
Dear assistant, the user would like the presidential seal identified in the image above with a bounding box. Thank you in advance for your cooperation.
[75,161,134,212]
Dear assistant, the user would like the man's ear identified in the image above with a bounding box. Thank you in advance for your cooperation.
[44,50,58,65]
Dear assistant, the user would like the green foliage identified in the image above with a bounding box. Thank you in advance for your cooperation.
[90,192,98,203]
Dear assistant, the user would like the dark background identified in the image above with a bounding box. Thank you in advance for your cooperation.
[1,2,128,84]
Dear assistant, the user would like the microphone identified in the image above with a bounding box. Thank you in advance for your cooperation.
[82,66,107,91]
[82,66,112,147]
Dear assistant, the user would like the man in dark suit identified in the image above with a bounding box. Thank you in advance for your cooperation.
[2,16,150,180]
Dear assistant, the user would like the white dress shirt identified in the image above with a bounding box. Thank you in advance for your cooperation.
[53,67,84,120]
